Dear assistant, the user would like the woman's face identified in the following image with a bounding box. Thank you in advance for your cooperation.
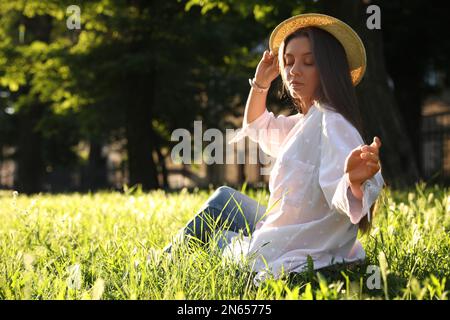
[283,36,320,106]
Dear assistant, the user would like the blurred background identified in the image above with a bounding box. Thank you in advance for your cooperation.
[0,0,449,194]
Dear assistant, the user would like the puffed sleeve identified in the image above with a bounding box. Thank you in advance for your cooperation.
[319,112,385,224]
[227,108,300,158]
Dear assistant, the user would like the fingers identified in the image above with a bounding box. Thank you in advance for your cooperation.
[359,138,382,172]
[361,136,382,154]
[360,151,379,162]
[374,136,382,148]
[263,50,274,60]
[370,136,382,149]
[350,146,362,156]
[264,50,279,72]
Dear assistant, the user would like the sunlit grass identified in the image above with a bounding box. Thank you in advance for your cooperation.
[0,181,449,300]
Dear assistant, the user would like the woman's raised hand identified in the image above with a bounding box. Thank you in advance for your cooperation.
[254,50,280,88]
[344,136,382,188]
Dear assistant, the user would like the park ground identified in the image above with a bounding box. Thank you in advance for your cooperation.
[0,182,449,300]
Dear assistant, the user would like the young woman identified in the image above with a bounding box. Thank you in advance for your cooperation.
[163,13,385,285]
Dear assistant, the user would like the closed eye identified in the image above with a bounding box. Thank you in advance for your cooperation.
[285,59,313,66]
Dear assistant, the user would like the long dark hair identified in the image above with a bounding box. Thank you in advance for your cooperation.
[278,26,379,234]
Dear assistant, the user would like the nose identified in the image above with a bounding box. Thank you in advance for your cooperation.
[289,62,302,77]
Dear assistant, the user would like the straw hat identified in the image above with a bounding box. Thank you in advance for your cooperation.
[269,13,366,86]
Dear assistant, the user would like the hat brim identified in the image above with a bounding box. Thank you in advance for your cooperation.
[269,13,366,86]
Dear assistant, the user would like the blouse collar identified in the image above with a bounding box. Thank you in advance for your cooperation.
[300,100,320,119]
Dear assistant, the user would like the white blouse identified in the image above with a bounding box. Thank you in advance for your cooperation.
[223,100,385,286]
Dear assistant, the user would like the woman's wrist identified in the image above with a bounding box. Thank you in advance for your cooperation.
[346,173,363,200]
[349,183,363,200]
[253,77,271,89]
[249,78,270,93]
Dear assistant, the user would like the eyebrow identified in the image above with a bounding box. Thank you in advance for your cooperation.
[284,52,312,57]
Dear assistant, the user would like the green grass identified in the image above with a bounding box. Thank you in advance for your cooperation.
[0,181,449,300]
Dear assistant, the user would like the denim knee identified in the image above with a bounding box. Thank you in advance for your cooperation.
[207,186,237,208]
[215,185,236,195]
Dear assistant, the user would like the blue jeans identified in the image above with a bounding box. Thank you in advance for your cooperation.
[163,186,267,253]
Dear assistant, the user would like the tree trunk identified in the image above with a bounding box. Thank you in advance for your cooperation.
[154,140,169,190]
[238,163,246,186]
[15,104,46,194]
[125,72,160,191]
[82,139,108,192]
[321,0,420,188]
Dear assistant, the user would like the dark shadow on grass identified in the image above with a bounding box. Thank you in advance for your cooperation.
[283,260,410,299]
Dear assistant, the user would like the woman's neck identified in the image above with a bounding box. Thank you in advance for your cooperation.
[296,98,313,115]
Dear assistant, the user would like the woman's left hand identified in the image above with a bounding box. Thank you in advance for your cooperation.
[344,136,382,188]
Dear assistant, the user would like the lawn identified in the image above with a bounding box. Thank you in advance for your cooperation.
[0,182,449,300]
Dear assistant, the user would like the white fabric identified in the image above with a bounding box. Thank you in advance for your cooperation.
[225,101,385,286]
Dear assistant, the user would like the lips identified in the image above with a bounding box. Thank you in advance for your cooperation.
[289,81,304,87]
